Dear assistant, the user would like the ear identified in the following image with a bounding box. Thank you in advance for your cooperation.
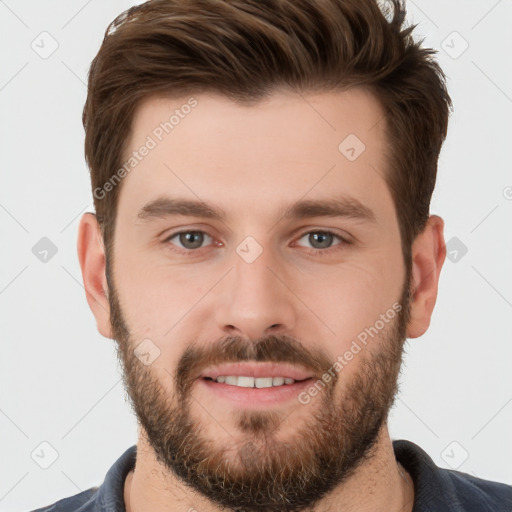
[77,213,112,339]
[406,215,446,339]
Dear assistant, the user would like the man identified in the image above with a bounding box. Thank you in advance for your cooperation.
[31,0,512,511]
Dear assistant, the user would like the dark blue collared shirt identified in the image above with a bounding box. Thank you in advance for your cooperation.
[29,440,512,511]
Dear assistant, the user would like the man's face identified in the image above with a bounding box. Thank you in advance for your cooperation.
[107,89,411,511]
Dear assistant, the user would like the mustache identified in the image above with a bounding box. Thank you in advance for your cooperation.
[175,334,335,398]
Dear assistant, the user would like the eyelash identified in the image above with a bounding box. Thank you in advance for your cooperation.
[162,229,351,257]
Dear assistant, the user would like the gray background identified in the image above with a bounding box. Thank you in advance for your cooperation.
[1,0,511,510]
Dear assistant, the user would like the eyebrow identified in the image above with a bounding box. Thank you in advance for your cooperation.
[136,195,376,224]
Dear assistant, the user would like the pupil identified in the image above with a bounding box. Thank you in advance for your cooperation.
[180,231,203,249]
[310,232,332,249]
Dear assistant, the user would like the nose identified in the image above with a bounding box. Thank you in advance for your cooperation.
[214,245,298,341]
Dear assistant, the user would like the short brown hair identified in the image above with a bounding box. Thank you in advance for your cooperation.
[83,0,452,266]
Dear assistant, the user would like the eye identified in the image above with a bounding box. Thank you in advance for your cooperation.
[162,228,350,256]
[294,230,349,254]
[164,230,214,251]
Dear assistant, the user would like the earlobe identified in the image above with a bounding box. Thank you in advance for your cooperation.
[77,213,113,339]
[406,215,446,339]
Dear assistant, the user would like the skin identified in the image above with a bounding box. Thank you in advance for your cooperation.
[77,88,446,512]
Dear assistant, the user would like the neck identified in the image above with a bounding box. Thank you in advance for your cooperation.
[124,423,414,512]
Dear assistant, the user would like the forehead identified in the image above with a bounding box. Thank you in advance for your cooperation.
[116,88,395,226]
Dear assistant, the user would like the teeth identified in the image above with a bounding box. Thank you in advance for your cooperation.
[255,377,273,388]
[214,376,297,387]
[237,376,255,388]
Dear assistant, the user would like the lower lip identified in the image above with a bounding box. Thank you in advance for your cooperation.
[198,378,313,407]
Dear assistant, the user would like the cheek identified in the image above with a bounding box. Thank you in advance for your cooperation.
[293,258,403,351]
[113,252,223,342]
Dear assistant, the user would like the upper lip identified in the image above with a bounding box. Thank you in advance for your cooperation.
[199,362,314,381]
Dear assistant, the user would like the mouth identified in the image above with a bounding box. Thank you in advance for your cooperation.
[204,375,305,388]
[197,362,316,407]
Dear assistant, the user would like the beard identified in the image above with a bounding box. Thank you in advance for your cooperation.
[106,260,412,512]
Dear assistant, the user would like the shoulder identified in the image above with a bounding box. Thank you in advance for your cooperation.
[27,445,137,512]
[393,439,512,511]
[28,487,99,512]
[446,467,512,510]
